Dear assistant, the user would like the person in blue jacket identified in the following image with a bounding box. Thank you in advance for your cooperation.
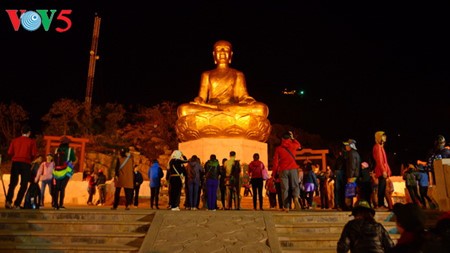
[148,159,164,209]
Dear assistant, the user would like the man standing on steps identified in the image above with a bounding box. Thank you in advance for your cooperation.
[111,147,134,210]
[224,151,242,210]
[5,125,38,209]
[343,139,360,210]
[272,131,302,212]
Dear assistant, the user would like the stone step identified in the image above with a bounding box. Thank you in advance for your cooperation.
[0,208,153,253]
[277,232,401,248]
[281,247,337,253]
[0,219,150,233]
[275,221,398,233]
[0,242,139,253]
[0,209,155,222]
[0,230,145,245]
[271,211,393,223]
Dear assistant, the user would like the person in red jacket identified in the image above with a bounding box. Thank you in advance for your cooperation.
[272,131,302,212]
[5,125,38,209]
[248,153,266,210]
[373,131,392,210]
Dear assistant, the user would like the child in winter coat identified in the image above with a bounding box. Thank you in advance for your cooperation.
[265,175,277,209]
[95,170,107,206]
[86,171,96,205]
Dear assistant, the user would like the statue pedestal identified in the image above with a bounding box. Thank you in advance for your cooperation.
[178,138,268,167]
[432,159,450,211]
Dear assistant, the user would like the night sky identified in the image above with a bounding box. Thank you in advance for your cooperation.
[1,1,449,162]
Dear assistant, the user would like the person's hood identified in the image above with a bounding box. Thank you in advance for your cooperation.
[280,138,292,148]
[374,131,385,144]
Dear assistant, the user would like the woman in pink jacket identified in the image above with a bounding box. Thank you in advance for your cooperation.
[35,153,54,207]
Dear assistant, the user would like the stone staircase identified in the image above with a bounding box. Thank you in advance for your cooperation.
[0,195,443,253]
[271,210,400,253]
[0,208,154,253]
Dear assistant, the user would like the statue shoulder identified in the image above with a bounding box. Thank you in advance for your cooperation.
[228,67,244,76]
[201,70,212,78]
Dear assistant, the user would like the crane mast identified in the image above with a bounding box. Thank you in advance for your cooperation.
[85,15,101,110]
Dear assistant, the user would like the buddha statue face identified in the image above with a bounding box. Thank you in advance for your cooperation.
[213,40,233,64]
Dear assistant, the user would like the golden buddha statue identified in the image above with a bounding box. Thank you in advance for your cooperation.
[176,40,271,142]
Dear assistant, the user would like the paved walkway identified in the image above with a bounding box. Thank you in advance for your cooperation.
[139,210,281,253]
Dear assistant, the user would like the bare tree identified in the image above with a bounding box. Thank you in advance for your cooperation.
[120,101,178,159]
[41,98,85,136]
[0,102,29,152]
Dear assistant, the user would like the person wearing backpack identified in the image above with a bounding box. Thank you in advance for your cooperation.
[225,151,242,210]
[204,154,220,210]
[52,136,77,210]
[402,163,420,205]
[186,155,203,210]
[166,150,188,211]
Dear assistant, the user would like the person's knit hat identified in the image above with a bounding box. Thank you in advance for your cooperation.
[350,200,375,217]
[282,131,291,139]
[343,139,357,150]
[393,203,426,232]
[375,131,386,144]
[60,136,71,144]
[436,135,446,145]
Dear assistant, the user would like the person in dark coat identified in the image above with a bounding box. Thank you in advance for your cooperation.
[95,169,107,206]
[337,202,394,253]
[166,150,187,211]
[132,165,144,207]
[344,139,360,210]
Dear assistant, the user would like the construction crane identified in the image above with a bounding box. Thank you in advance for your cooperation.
[85,14,101,111]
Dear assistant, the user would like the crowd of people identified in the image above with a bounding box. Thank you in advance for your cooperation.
[2,122,450,253]
[4,126,449,213]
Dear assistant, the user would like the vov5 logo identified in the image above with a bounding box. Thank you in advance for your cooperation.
[5,9,72,32]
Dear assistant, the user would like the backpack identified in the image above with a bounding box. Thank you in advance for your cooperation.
[24,182,40,209]
[403,171,417,186]
[230,160,241,186]
[54,148,71,170]
[205,161,219,180]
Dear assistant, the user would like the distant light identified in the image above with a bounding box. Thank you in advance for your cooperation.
[298,90,305,95]
[282,88,297,95]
